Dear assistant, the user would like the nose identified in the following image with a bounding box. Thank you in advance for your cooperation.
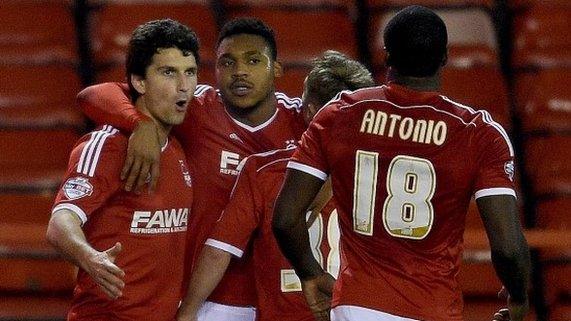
[232,61,248,78]
[178,74,191,92]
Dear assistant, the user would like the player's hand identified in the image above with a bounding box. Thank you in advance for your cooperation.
[492,308,511,321]
[301,272,335,321]
[498,286,529,321]
[122,119,161,193]
[175,307,198,321]
[84,242,125,300]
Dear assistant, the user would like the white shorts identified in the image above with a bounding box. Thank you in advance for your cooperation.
[331,305,419,321]
[197,301,256,321]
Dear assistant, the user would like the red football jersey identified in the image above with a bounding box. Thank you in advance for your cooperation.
[290,84,516,321]
[52,125,192,321]
[78,83,306,306]
[206,148,340,321]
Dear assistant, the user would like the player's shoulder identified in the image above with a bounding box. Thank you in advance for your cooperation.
[71,125,126,177]
[242,147,295,174]
[193,84,218,104]
[275,92,302,113]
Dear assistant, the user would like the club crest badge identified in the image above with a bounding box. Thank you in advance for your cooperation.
[179,160,192,187]
[63,177,93,200]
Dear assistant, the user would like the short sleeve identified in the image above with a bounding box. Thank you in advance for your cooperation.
[473,124,517,199]
[206,156,263,258]
[288,105,337,180]
[52,126,125,224]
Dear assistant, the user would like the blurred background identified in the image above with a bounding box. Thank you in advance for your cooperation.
[0,0,569,320]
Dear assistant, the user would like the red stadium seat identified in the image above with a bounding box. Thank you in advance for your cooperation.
[276,65,311,98]
[441,66,512,130]
[226,7,358,65]
[536,197,571,230]
[512,6,571,68]
[223,0,355,7]
[369,8,499,70]
[524,136,571,197]
[0,193,56,225]
[509,0,571,9]
[0,65,83,129]
[0,0,77,64]
[0,129,79,173]
[90,2,218,65]
[0,295,71,320]
[514,68,571,134]
[366,0,494,8]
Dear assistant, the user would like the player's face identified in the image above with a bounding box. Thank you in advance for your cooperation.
[133,47,197,127]
[215,34,281,110]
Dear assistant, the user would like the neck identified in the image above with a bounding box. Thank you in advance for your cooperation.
[386,67,441,92]
[224,91,277,126]
[135,100,170,147]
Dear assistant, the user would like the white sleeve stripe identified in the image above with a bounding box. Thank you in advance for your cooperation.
[77,126,118,177]
[194,84,212,96]
[88,128,118,177]
[205,238,244,257]
[474,188,517,199]
[52,203,88,225]
[77,131,99,174]
[287,161,327,181]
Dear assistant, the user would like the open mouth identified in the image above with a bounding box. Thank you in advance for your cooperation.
[230,81,253,97]
[175,99,188,111]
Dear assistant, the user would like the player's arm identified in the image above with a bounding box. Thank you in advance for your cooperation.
[477,195,530,321]
[176,245,232,321]
[77,83,161,193]
[273,168,334,321]
[46,209,125,299]
[474,124,531,321]
[178,157,261,321]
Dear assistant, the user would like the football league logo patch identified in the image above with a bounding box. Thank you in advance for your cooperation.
[504,160,515,182]
[63,177,93,200]
[179,160,192,187]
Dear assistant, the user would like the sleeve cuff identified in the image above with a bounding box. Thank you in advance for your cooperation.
[474,188,517,200]
[287,161,327,181]
[52,203,88,225]
[205,238,244,258]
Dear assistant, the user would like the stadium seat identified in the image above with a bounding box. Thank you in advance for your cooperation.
[226,7,358,65]
[441,66,512,130]
[223,0,355,7]
[0,295,71,321]
[0,0,77,64]
[512,6,571,68]
[524,135,571,197]
[0,129,79,171]
[536,197,571,230]
[369,8,499,70]
[0,193,56,225]
[509,0,571,9]
[90,2,218,65]
[513,68,571,134]
[276,65,311,98]
[366,0,495,8]
[0,64,83,129]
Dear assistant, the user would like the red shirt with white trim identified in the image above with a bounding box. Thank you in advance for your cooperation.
[78,83,306,307]
[206,148,340,321]
[289,84,516,321]
[52,125,192,321]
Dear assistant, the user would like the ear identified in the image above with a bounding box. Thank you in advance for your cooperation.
[130,73,146,95]
[273,60,283,78]
[441,49,448,67]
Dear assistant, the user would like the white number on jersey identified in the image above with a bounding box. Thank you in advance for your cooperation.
[353,151,436,240]
[280,210,340,292]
